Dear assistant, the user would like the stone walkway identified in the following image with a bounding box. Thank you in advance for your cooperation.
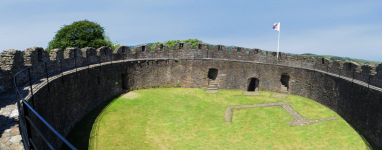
[0,93,24,150]
[224,102,338,126]
[243,91,260,95]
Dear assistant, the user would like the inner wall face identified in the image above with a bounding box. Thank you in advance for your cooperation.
[29,59,382,149]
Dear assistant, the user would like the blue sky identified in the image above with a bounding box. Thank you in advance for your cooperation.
[1,0,381,62]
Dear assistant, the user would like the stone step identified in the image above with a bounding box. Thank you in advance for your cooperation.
[208,85,218,88]
[207,88,218,90]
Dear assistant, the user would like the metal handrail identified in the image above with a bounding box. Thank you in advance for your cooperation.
[14,59,78,150]
[15,89,77,149]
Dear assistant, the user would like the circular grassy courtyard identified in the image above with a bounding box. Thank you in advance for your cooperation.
[62,88,371,149]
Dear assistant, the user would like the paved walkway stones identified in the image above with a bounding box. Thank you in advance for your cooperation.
[205,90,218,94]
[224,102,338,126]
[270,93,288,99]
[243,91,260,95]
[0,93,24,150]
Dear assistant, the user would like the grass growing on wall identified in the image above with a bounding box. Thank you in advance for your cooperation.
[62,88,371,150]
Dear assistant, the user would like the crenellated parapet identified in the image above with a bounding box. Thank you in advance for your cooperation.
[97,46,113,62]
[24,47,49,66]
[195,43,209,50]
[152,44,170,58]
[49,48,64,60]
[1,49,24,71]
[133,44,151,59]
[81,47,98,64]
[209,45,229,59]
[113,46,132,60]
[341,62,361,79]
[173,43,191,50]
[370,64,382,87]
[1,44,382,95]
[231,47,248,60]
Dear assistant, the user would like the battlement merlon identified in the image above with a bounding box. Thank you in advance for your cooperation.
[24,47,49,66]
[211,45,228,52]
[173,43,191,50]
[231,47,246,53]
[0,49,24,70]
[195,43,209,50]
[152,44,169,52]
[49,48,64,60]
[133,44,150,53]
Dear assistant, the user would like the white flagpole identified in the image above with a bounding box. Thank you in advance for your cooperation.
[276,22,280,64]
[277,29,280,64]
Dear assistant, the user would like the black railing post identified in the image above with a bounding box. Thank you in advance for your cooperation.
[75,56,77,74]
[27,68,34,108]
[45,62,50,93]
[339,68,341,78]
[26,68,35,149]
[99,55,102,71]
[60,60,64,83]
[368,74,371,88]
[352,71,355,87]
[23,101,34,150]
[87,55,90,74]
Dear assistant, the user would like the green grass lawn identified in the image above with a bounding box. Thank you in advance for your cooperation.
[62,88,373,150]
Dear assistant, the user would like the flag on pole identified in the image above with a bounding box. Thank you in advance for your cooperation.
[272,22,281,64]
[272,22,280,31]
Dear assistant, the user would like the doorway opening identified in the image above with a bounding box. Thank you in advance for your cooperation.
[280,74,290,90]
[121,74,128,90]
[247,78,259,91]
[208,68,218,80]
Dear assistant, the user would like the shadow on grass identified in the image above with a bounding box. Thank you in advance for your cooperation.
[349,123,382,150]
[60,94,121,150]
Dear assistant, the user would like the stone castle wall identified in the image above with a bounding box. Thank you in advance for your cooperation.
[2,43,381,95]
[1,43,381,149]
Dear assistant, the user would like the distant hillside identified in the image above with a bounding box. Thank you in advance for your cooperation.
[301,53,380,66]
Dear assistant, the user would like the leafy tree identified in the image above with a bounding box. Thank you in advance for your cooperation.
[46,20,116,52]
[150,39,208,51]
[330,56,346,61]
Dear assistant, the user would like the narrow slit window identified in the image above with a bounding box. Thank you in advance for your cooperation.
[198,44,202,49]
[180,43,184,49]
[160,44,163,51]
[141,46,145,52]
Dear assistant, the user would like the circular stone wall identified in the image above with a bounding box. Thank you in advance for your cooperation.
[25,58,382,149]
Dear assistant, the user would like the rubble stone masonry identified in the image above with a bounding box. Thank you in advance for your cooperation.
[0,43,381,149]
